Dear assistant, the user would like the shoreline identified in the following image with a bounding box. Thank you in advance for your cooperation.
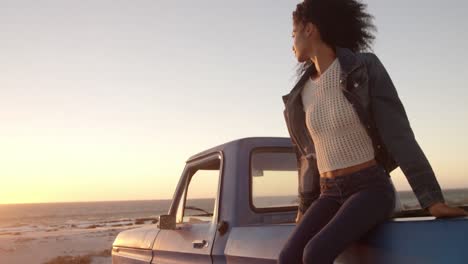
[0,220,157,264]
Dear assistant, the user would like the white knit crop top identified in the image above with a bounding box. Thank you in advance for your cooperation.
[301,58,375,173]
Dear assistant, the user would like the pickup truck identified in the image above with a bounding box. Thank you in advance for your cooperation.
[111,137,468,264]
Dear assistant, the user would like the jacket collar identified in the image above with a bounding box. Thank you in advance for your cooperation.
[335,46,362,75]
[307,46,362,77]
[282,46,363,105]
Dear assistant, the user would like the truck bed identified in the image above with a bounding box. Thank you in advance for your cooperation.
[224,215,468,264]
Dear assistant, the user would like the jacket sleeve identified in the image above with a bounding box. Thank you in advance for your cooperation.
[367,53,445,210]
[291,139,320,213]
[283,108,320,213]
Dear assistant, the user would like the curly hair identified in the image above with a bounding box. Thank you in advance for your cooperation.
[292,0,376,76]
[293,0,376,52]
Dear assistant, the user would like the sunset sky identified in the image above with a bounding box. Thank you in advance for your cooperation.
[1,0,467,204]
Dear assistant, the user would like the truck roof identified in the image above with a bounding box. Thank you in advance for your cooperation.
[186,136,293,163]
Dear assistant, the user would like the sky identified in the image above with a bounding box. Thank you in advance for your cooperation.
[1,0,467,204]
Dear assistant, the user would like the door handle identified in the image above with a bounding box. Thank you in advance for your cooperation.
[192,239,208,249]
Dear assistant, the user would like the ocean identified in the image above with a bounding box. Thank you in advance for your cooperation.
[0,199,174,235]
[1,188,467,235]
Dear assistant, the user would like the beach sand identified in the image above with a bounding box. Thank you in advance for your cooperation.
[0,224,147,264]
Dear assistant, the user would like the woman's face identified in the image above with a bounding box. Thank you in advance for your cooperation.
[292,21,316,62]
[292,22,310,62]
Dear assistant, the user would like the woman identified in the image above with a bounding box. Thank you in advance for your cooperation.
[278,0,468,263]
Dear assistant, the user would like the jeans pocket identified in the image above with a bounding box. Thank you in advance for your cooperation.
[381,185,397,217]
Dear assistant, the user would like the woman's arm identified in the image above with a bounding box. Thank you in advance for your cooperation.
[283,108,320,219]
[290,138,316,219]
[367,53,467,217]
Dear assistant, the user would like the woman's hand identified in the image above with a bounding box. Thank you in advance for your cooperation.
[428,202,468,218]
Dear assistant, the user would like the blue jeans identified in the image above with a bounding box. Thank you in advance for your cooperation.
[278,164,396,264]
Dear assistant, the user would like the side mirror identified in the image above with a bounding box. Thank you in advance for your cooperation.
[158,214,176,230]
[252,168,264,177]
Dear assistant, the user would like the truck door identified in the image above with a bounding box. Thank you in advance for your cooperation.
[152,153,223,264]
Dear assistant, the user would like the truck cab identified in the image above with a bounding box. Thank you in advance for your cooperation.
[112,137,468,264]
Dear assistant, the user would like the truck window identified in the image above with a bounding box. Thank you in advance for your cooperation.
[250,149,299,210]
[249,149,468,217]
[178,158,220,223]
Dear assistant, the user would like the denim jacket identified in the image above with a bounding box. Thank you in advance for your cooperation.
[282,46,445,213]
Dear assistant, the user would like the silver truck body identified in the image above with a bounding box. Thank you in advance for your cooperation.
[112,137,468,264]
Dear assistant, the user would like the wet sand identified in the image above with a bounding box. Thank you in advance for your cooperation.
[0,223,152,264]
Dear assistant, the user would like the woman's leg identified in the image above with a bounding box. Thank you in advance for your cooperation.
[277,195,341,264]
[302,183,395,264]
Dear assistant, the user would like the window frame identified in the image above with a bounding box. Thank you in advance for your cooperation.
[248,146,299,213]
[175,152,224,224]
[247,149,468,218]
